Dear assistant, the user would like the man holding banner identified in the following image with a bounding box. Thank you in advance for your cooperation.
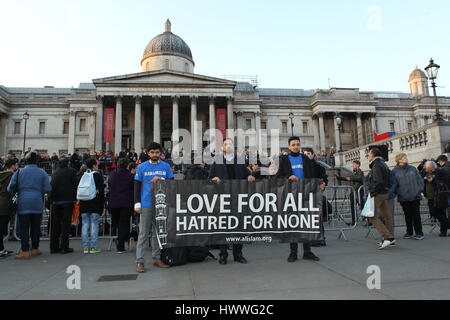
[277,136,324,262]
[134,142,174,273]
[208,138,256,265]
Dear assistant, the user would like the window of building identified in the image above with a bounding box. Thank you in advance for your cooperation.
[245,119,252,130]
[79,119,86,132]
[281,121,288,133]
[407,121,413,132]
[63,121,69,134]
[261,121,267,130]
[389,121,395,132]
[39,121,45,135]
[302,121,308,134]
[14,121,21,134]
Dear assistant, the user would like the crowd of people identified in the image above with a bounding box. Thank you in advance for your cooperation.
[0,138,448,275]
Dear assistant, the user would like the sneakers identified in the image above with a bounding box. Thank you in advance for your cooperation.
[31,249,42,256]
[377,239,396,247]
[403,233,413,239]
[0,250,13,257]
[378,240,392,250]
[414,234,424,240]
[83,248,90,254]
[15,251,31,259]
[89,248,101,254]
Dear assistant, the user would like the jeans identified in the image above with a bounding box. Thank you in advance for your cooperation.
[18,214,42,252]
[50,203,74,251]
[81,213,100,249]
[110,207,132,251]
[400,200,423,236]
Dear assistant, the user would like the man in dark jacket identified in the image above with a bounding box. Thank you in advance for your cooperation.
[367,147,395,249]
[70,150,81,171]
[336,160,364,226]
[0,159,17,257]
[276,137,324,262]
[208,138,256,265]
[49,159,78,254]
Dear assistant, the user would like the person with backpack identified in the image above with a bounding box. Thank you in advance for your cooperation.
[78,158,105,254]
[108,158,134,253]
[0,159,17,257]
[391,153,425,240]
[7,152,51,259]
[367,147,395,250]
[135,142,174,273]
[48,159,78,254]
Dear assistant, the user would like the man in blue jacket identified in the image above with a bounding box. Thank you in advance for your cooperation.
[208,138,256,265]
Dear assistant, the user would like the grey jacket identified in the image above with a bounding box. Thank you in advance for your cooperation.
[391,164,424,202]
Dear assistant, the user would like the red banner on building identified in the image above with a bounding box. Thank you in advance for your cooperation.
[104,108,114,143]
[216,108,226,140]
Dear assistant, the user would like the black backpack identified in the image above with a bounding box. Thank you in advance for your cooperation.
[160,247,187,266]
[186,246,216,262]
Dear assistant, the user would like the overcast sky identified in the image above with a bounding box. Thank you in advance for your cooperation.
[1,0,449,95]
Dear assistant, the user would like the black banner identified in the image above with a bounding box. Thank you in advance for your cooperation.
[151,179,324,248]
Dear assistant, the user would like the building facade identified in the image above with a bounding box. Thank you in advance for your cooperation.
[1,20,449,158]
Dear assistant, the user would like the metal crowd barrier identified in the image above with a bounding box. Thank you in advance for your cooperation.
[357,185,443,240]
[323,185,358,241]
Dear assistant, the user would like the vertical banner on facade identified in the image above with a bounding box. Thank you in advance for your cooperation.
[216,108,226,140]
[104,108,114,143]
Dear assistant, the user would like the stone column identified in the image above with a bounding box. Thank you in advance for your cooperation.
[334,115,341,152]
[153,95,161,144]
[114,96,122,154]
[227,96,233,130]
[312,115,320,152]
[95,95,103,152]
[190,96,198,151]
[172,95,179,144]
[318,113,326,152]
[356,112,363,147]
[370,113,377,143]
[0,114,7,156]
[134,95,142,151]
[68,110,76,154]
[255,111,261,151]
[208,96,216,148]
[88,110,96,152]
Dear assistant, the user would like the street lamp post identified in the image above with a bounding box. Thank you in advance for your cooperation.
[289,112,294,136]
[335,112,343,152]
[424,58,442,122]
[22,112,29,158]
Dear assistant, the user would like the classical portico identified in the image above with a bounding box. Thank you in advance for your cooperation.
[93,70,236,152]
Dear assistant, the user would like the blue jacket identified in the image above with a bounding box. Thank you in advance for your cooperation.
[7,165,52,214]
[391,164,424,202]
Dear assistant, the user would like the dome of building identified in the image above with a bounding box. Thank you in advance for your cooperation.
[409,65,427,82]
[141,20,195,73]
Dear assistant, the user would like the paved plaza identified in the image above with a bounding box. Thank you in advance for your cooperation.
[0,225,449,300]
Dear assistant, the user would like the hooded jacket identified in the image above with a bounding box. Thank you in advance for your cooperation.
[391,164,424,202]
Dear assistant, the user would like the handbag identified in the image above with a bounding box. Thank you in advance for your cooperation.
[361,193,375,217]
[71,202,80,225]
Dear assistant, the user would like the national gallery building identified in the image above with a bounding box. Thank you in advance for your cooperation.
[0,20,449,157]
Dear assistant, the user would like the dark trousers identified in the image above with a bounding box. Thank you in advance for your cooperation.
[428,200,449,235]
[110,207,132,251]
[219,244,243,258]
[18,214,42,252]
[400,200,423,235]
[0,216,11,251]
[290,242,312,254]
[50,203,74,251]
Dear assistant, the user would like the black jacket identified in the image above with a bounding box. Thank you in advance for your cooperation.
[435,161,450,186]
[79,171,105,215]
[186,165,209,180]
[0,171,14,217]
[208,156,250,180]
[276,153,314,179]
[368,157,390,196]
[49,167,78,203]
[311,159,328,185]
